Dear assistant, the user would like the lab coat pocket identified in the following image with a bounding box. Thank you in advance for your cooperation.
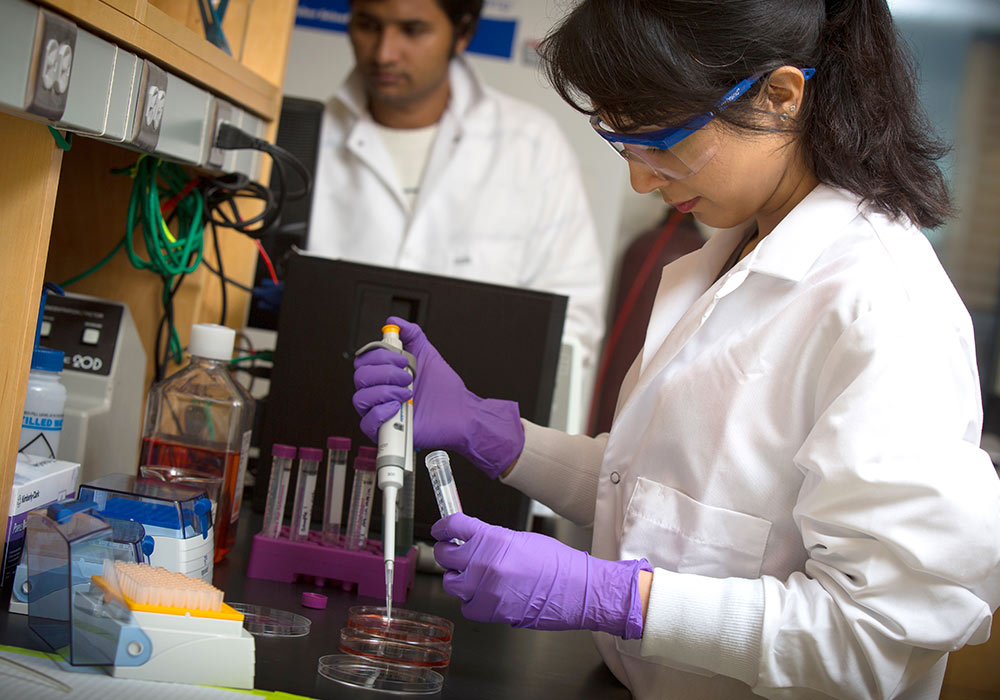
[615,477,772,667]
[619,476,771,578]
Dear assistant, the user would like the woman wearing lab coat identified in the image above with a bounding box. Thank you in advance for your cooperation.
[353,1,1000,698]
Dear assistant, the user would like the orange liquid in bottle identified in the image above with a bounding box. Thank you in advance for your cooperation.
[140,437,242,562]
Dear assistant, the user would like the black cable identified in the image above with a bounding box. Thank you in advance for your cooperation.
[214,123,311,200]
[211,219,227,325]
[201,174,278,236]
[201,259,254,292]
[153,272,186,385]
[233,332,257,396]
[201,123,311,240]
[261,141,309,200]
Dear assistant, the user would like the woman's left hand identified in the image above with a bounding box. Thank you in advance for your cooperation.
[432,513,650,639]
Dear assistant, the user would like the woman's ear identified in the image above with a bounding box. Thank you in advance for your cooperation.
[761,66,808,121]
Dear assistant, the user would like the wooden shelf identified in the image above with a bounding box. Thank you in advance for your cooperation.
[0,0,295,538]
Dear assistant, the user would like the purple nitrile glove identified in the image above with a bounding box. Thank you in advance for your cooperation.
[431,513,650,639]
[352,317,524,479]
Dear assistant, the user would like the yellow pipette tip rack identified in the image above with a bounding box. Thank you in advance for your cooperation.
[93,561,244,621]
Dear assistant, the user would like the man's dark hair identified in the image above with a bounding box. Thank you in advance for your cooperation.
[348,0,483,39]
[539,0,952,229]
[437,0,482,39]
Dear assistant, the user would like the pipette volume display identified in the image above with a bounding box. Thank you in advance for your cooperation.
[262,445,296,538]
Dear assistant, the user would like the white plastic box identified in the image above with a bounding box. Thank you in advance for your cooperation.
[1,454,80,591]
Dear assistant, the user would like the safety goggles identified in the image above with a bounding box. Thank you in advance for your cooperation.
[591,68,816,181]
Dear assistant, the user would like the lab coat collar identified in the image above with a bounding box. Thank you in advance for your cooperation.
[745,184,866,282]
[332,55,487,135]
[331,57,488,209]
[623,184,866,413]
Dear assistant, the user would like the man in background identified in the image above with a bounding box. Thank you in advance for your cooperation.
[307,0,605,367]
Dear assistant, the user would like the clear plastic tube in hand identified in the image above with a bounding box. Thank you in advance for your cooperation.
[262,444,296,538]
[424,450,464,544]
[344,456,377,550]
[290,447,322,541]
[322,437,351,544]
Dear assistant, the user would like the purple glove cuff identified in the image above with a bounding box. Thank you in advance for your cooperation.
[460,396,524,480]
[585,556,652,640]
[624,559,653,640]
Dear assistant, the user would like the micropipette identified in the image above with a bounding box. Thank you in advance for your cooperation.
[355,324,417,620]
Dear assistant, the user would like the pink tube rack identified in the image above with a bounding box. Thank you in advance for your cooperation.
[246,527,418,603]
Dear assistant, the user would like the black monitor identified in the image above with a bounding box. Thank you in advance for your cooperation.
[253,252,567,540]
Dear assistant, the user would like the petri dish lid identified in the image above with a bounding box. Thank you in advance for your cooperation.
[347,606,454,643]
[318,654,444,695]
[229,602,311,637]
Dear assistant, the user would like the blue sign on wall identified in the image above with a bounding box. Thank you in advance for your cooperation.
[295,0,517,60]
[295,0,349,32]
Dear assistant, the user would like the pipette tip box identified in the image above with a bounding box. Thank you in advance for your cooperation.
[246,528,418,603]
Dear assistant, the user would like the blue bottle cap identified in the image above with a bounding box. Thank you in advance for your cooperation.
[31,347,65,373]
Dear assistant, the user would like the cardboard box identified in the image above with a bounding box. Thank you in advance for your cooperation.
[2,454,81,591]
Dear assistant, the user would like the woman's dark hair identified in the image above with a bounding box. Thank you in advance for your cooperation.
[539,0,952,229]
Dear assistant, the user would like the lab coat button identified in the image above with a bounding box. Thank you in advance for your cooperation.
[610,471,621,484]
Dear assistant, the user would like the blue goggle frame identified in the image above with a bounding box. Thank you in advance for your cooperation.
[592,68,816,150]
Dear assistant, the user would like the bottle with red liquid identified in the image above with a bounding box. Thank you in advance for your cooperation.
[139,323,255,562]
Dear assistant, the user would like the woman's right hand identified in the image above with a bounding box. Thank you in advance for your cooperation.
[352,316,525,479]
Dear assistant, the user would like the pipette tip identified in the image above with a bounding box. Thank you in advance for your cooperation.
[385,560,394,620]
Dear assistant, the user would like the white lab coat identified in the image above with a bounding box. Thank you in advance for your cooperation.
[505,184,1000,699]
[307,57,605,367]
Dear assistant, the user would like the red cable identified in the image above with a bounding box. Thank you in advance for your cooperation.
[160,177,201,216]
[588,208,687,434]
[255,239,279,285]
[225,198,279,285]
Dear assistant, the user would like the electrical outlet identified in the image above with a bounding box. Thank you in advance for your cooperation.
[155,73,211,165]
[57,28,116,136]
[206,98,235,170]
[235,111,265,180]
[130,59,167,151]
[25,9,76,120]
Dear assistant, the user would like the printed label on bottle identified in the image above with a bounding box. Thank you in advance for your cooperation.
[231,430,252,523]
[21,413,63,431]
[20,410,63,458]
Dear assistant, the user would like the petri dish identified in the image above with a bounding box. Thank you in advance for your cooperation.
[339,627,451,669]
[318,654,444,695]
[229,602,311,637]
[347,606,454,643]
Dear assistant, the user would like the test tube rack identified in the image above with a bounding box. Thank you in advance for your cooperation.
[246,527,418,603]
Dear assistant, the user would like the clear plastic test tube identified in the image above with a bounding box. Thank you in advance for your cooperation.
[344,455,377,550]
[322,436,351,545]
[262,444,296,538]
[424,451,464,544]
[290,447,322,542]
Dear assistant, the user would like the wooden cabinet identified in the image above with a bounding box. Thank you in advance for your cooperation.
[0,0,297,538]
